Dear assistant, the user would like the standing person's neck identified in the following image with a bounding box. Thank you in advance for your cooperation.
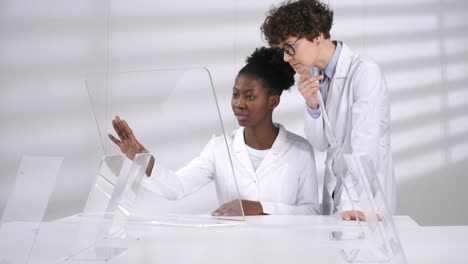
[315,39,336,71]
[244,121,278,150]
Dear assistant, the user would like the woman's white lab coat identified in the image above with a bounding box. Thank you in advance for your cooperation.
[304,43,396,215]
[142,124,319,215]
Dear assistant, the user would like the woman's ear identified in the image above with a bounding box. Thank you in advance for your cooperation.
[269,95,280,110]
[315,33,324,45]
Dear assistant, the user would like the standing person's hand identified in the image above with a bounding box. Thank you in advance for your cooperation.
[297,68,323,109]
[108,116,149,160]
[341,210,382,221]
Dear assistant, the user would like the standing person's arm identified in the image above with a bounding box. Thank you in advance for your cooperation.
[304,106,328,151]
[340,61,386,220]
[298,70,329,151]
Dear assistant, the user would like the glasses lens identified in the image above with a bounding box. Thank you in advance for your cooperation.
[284,44,294,56]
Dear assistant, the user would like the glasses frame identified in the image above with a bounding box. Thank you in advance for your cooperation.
[282,38,300,56]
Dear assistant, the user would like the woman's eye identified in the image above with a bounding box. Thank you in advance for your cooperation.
[232,93,239,98]
[247,96,256,100]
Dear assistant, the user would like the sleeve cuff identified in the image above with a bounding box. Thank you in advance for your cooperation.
[259,201,317,215]
[306,104,321,119]
[260,201,274,214]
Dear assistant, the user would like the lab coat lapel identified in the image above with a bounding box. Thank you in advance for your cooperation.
[232,127,257,180]
[326,43,354,131]
[321,43,356,214]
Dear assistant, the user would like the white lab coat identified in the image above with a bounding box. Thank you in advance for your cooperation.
[142,124,319,215]
[304,43,396,215]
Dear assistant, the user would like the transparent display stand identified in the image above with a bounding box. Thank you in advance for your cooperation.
[56,153,152,263]
[330,154,407,264]
[0,156,63,264]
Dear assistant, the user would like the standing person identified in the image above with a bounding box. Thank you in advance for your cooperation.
[108,47,319,216]
[261,0,396,220]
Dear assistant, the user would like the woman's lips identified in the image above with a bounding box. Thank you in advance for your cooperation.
[235,113,248,121]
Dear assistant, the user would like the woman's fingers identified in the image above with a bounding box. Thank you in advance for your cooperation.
[108,134,122,147]
[299,75,322,89]
[121,120,136,140]
[342,210,379,222]
[298,79,321,105]
[212,207,226,216]
[211,201,237,216]
[113,116,135,140]
[112,118,125,140]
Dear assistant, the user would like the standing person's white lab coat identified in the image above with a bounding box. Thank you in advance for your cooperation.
[142,123,319,215]
[304,43,396,215]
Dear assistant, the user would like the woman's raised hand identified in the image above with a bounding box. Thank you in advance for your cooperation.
[108,116,148,160]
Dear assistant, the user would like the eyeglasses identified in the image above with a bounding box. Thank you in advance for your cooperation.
[282,38,300,56]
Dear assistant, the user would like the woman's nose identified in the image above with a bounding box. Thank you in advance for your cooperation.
[234,97,245,108]
[283,52,292,62]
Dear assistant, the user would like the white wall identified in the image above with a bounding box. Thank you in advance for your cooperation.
[0,0,108,221]
[1,0,467,225]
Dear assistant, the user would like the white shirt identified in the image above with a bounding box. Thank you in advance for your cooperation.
[142,123,319,215]
[245,144,269,171]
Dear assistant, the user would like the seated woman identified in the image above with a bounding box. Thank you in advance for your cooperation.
[108,47,319,216]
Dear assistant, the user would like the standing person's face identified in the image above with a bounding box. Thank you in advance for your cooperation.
[280,36,320,74]
[231,74,278,128]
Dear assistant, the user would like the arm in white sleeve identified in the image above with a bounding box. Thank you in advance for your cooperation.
[338,174,363,212]
[307,104,322,119]
[340,61,385,213]
[141,137,216,200]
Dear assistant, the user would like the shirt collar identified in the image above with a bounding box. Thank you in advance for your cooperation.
[320,40,342,79]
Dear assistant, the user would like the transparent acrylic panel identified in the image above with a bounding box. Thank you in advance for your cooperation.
[85,68,245,225]
[0,81,110,264]
[56,153,152,263]
[0,156,63,264]
[1,156,63,224]
[330,154,408,264]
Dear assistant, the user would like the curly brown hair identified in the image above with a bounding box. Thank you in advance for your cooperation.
[261,0,334,47]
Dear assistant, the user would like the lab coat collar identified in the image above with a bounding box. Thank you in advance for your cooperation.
[232,123,286,155]
[232,123,287,176]
[324,42,356,127]
[334,42,356,79]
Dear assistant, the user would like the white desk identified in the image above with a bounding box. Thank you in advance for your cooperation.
[2,215,467,264]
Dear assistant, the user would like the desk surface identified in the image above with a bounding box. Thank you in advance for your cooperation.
[241,214,420,228]
[2,215,467,264]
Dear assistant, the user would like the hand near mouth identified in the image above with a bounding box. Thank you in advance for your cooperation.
[297,68,323,110]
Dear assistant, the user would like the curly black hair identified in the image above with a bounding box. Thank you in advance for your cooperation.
[261,0,334,47]
[238,47,295,96]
